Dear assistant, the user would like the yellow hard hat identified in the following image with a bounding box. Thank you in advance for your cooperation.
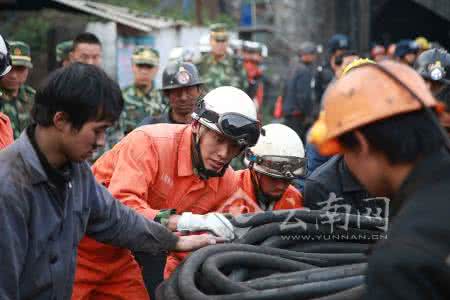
[415,36,431,51]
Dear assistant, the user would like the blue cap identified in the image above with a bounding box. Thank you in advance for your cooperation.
[394,40,419,58]
[328,34,350,53]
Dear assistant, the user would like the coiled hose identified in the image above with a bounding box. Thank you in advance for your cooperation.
[156,210,385,299]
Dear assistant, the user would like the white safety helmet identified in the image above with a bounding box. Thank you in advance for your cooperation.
[244,123,307,179]
[168,47,201,64]
[168,47,184,62]
[192,86,260,147]
[0,34,12,77]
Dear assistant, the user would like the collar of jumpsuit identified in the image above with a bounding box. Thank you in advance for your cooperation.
[223,169,303,214]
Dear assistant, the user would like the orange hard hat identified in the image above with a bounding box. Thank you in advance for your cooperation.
[308,60,437,156]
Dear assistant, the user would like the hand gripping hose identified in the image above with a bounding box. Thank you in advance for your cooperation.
[156,210,382,299]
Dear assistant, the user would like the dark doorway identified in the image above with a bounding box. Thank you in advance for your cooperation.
[371,0,450,49]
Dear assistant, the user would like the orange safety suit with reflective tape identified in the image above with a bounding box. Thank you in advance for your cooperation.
[0,112,13,149]
[220,169,303,215]
[72,124,238,300]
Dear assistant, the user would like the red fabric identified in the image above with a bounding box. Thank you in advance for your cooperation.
[72,252,149,300]
[243,60,263,81]
[273,96,283,119]
[243,60,264,119]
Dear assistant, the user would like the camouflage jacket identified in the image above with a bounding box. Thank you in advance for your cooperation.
[121,84,165,134]
[0,85,35,139]
[197,54,248,91]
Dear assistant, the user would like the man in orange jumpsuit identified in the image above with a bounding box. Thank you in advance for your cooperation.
[220,123,305,215]
[0,33,13,149]
[72,86,261,299]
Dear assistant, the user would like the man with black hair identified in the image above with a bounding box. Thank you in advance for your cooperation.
[0,63,221,300]
[309,60,450,299]
[69,32,102,67]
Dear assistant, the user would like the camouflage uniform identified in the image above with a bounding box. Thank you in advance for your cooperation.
[197,54,248,91]
[120,46,165,134]
[0,41,35,139]
[196,23,248,91]
[0,85,35,138]
[121,85,164,134]
[56,40,73,65]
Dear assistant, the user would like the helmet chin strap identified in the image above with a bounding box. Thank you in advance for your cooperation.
[250,169,280,209]
[191,127,229,180]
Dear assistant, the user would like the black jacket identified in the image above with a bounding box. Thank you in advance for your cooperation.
[303,155,385,215]
[365,150,450,300]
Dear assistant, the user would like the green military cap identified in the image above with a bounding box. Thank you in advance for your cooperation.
[56,40,73,63]
[132,46,159,66]
[209,23,229,41]
[9,41,32,68]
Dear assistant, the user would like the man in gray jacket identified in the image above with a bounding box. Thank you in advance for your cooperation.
[0,63,221,300]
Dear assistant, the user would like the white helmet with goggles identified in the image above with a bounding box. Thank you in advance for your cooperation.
[0,34,12,77]
[244,123,306,179]
[192,86,260,147]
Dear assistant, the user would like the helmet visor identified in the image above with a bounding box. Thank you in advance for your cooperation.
[218,113,261,147]
[247,152,307,178]
[0,52,11,77]
[199,108,261,147]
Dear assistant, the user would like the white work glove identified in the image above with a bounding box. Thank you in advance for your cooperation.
[177,212,235,240]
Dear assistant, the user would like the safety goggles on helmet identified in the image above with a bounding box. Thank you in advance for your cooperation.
[0,48,12,77]
[245,150,307,179]
[196,106,261,147]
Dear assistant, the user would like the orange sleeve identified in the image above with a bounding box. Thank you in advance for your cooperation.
[164,254,183,279]
[0,113,13,149]
[94,131,160,220]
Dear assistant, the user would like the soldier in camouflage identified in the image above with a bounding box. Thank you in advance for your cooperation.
[0,41,35,139]
[197,23,248,91]
[56,40,73,67]
[121,46,164,134]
